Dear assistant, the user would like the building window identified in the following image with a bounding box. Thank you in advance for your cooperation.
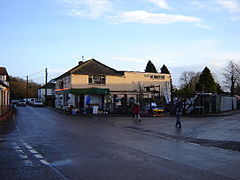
[0,75,5,81]
[150,75,165,80]
[58,80,64,89]
[89,75,106,85]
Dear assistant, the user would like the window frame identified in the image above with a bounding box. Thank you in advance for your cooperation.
[88,75,106,85]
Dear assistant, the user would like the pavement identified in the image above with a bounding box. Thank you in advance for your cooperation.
[102,110,240,151]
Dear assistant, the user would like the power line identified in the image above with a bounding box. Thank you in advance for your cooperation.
[28,69,45,77]
[29,76,45,81]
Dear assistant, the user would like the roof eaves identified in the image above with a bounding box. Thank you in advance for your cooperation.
[54,61,88,80]
[0,67,10,80]
[0,80,9,88]
[73,58,122,76]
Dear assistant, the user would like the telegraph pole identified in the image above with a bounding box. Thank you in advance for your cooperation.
[45,68,48,103]
[26,75,28,103]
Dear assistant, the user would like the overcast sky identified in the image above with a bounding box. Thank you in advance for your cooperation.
[1,0,240,85]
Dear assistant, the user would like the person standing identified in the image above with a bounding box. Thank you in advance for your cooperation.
[175,106,182,128]
[132,102,141,123]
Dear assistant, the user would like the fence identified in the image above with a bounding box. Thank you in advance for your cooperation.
[220,96,237,112]
[191,94,238,114]
[195,95,238,114]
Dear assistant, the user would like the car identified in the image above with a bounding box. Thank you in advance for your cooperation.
[17,100,26,106]
[32,100,44,107]
[29,98,37,106]
[11,100,18,105]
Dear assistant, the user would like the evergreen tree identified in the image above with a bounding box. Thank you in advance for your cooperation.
[145,60,157,73]
[216,83,224,94]
[160,64,170,74]
[195,67,217,93]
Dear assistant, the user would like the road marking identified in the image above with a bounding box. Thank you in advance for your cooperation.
[18,154,28,159]
[29,149,38,154]
[16,149,24,153]
[40,159,50,165]
[23,143,33,150]
[25,145,33,149]
[34,154,44,159]
[19,141,64,175]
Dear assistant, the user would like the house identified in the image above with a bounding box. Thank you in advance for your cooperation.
[0,67,10,116]
[38,81,56,106]
[54,59,171,113]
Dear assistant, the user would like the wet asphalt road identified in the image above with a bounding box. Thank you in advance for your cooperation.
[0,106,240,180]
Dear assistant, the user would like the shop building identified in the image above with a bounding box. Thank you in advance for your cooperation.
[54,59,171,113]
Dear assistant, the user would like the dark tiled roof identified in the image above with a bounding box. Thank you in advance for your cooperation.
[0,67,8,75]
[0,80,9,88]
[0,67,10,80]
[55,58,122,80]
[72,59,122,76]
[39,83,55,89]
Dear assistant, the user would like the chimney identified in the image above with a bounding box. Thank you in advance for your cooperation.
[78,61,84,65]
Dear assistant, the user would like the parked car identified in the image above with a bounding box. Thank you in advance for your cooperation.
[17,100,26,106]
[11,100,18,105]
[29,98,37,106]
[32,100,44,107]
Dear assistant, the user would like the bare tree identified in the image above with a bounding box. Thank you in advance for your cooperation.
[223,60,240,96]
[179,71,200,91]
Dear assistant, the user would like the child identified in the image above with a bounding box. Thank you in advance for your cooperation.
[133,102,141,123]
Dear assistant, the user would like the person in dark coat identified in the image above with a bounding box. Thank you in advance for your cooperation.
[132,102,141,123]
[175,105,182,128]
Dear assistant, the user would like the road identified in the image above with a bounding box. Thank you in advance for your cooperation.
[0,106,240,180]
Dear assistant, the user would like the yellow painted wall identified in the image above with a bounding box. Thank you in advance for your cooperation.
[71,72,171,91]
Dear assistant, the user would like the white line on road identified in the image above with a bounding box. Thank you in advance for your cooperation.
[16,149,24,153]
[34,154,44,159]
[18,154,28,159]
[23,143,33,150]
[18,141,69,180]
[25,145,33,149]
[29,149,38,154]
[40,159,50,165]
[12,143,34,166]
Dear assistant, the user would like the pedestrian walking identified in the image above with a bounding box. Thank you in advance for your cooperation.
[175,106,182,129]
[132,102,141,123]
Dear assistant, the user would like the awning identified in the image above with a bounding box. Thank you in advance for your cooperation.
[67,88,110,95]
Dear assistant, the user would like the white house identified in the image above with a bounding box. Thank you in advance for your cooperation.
[0,67,10,116]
